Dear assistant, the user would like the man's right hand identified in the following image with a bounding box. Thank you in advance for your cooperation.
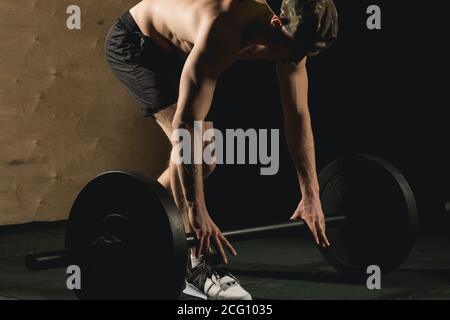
[189,209,237,264]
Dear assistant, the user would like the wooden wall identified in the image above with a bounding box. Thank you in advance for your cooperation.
[0,0,170,225]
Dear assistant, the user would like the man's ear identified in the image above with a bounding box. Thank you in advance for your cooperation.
[270,15,283,29]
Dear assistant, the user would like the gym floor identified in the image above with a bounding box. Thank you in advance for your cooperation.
[0,222,449,300]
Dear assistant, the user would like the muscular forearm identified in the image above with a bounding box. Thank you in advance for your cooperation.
[172,119,207,212]
[178,163,206,211]
[172,69,214,214]
[284,113,320,198]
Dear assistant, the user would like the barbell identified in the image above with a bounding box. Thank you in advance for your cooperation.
[25,154,418,299]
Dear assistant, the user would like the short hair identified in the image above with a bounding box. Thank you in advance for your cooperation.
[279,0,338,50]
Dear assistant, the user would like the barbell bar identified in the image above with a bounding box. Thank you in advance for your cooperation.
[26,216,346,271]
[185,216,346,247]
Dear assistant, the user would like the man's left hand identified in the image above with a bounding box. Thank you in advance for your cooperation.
[290,197,331,248]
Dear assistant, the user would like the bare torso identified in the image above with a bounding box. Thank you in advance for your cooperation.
[130,0,267,60]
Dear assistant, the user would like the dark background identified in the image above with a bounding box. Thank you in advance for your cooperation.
[205,0,449,231]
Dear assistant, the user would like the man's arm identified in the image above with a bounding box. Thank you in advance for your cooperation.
[276,58,330,247]
[172,18,239,260]
[276,59,319,195]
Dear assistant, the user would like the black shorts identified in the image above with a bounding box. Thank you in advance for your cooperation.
[105,11,184,117]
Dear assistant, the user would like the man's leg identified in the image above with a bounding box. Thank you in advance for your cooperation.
[154,104,216,233]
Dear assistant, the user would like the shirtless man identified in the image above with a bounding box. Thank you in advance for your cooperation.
[105,0,338,300]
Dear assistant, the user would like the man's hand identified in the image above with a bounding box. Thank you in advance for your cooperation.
[290,197,330,248]
[189,208,237,264]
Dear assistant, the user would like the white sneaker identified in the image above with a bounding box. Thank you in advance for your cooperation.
[183,258,252,300]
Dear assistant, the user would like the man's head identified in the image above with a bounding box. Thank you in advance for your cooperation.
[267,0,338,63]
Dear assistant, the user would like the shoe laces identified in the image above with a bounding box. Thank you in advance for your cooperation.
[207,265,238,288]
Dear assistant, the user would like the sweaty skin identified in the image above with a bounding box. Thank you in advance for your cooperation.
[129,0,330,261]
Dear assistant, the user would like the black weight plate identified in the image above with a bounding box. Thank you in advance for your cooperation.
[318,154,418,280]
[65,171,186,299]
